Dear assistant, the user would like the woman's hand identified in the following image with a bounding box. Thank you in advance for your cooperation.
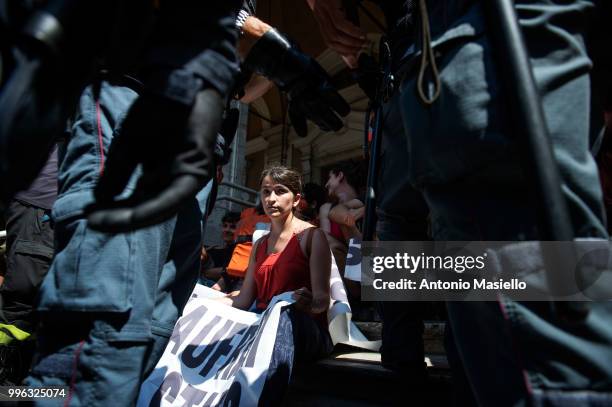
[213,293,235,307]
[292,287,329,314]
[348,207,365,224]
[292,287,313,313]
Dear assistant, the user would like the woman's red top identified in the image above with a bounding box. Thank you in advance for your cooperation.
[254,232,311,310]
[329,220,344,241]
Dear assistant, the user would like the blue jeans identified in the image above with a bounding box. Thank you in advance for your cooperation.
[25,81,211,405]
[380,1,612,405]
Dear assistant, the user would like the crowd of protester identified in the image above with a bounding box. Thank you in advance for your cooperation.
[0,0,611,406]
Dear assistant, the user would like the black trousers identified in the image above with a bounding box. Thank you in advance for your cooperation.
[1,199,54,342]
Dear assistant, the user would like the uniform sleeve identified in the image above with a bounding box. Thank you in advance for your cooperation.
[242,0,257,15]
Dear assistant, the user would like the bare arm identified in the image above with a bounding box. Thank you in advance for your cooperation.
[339,223,361,241]
[343,198,364,210]
[319,202,332,233]
[240,74,274,103]
[329,200,364,227]
[237,16,272,59]
[308,229,332,314]
[350,207,365,223]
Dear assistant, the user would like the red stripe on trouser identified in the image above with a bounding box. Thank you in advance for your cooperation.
[496,295,532,395]
[64,340,86,407]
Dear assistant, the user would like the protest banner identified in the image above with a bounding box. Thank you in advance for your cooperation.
[327,248,380,351]
[343,238,362,282]
[137,286,292,407]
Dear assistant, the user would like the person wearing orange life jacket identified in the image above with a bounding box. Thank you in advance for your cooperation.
[213,202,271,292]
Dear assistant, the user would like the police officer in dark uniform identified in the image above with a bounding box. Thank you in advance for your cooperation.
[2,2,246,404]
[1,1,350,403]
[309,0,612,405]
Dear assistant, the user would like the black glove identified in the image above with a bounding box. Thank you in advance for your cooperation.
[86,88,223,233]
[353,54,382,102]
[244,28,350,138]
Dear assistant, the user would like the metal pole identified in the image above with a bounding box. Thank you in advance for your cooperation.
[363,102,382,241]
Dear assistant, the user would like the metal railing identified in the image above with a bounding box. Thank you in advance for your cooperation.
[215,195,256,207]
[219,182,257,196]
[217,182,258,207]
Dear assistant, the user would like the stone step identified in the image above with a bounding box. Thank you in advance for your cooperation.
[283,344,451,406]
[282,321,449,405]
[323,350,449,373]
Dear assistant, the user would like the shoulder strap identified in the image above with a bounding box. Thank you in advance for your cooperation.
[306,227,317,258]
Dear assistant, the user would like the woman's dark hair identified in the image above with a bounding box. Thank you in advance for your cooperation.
[259,166,303,197]
[329,159,366,192]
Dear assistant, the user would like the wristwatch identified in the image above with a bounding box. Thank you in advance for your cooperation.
[235,9,251,37]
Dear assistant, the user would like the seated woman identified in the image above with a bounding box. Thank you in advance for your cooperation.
[320,160,366,268]
[321,160,366,303]
[217,166,333,404]
[324,160,366,242]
